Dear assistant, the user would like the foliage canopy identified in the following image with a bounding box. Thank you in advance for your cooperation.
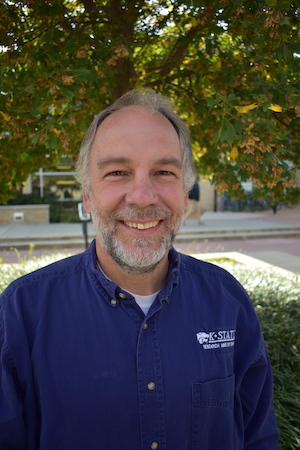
[0,0,299,203]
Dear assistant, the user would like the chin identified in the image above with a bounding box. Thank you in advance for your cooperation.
[107,239,172,274]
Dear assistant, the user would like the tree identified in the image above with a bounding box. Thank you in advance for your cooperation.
[0,0,299,205]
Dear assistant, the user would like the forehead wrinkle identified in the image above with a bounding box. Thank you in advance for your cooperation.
[96,156,183,171]
[96,157,131,170]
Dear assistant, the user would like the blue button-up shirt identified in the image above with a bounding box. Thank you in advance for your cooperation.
[0,241,278,449]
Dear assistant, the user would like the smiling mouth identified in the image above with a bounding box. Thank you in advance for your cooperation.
[124,221,160,230]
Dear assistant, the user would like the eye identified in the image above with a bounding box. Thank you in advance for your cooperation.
[157,170,170,175]
[106,170,126,177]
[156,170,177,177]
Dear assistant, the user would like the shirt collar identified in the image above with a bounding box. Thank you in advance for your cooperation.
[86,240,180,304]
[157,247,180,304]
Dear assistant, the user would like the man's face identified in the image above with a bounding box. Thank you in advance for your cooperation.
[83,105,188,274]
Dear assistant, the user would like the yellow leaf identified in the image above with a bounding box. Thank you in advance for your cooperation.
[214,60,221,70]
[234,104,257,114]
[230,147,239,161]
[53,128,60,135]
[190,17,201,27]
[246,122,255,134]
[268,104,283,112]
[0,111,11,121]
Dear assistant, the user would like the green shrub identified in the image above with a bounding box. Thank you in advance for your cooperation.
[48,201,80,223]
[7,193,81,222]
[0,251,72,293]
[1,254,299,448]
[211,261,300,450]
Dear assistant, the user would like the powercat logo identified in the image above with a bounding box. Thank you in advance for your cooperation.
[196,330,236,350]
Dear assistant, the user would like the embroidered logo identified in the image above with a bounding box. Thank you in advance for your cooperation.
[196,330,236,350]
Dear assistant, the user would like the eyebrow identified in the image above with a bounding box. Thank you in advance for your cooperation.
[96,156,183,170]
[97,157,131,170]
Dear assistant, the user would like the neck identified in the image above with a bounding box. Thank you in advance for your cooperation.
[95,241,169,295]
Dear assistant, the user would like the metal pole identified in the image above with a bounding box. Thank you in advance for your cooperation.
[39,168,44,198]
[82,221,89,250]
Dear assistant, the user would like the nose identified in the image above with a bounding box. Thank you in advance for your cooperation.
[125,175,158,208]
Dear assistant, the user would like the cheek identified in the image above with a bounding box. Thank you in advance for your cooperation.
[165,187,187,208]
[92,184,126,212]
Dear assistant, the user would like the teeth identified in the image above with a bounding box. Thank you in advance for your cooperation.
[125,221,159,230]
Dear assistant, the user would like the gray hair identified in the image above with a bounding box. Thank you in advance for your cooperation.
[75,89,196,193]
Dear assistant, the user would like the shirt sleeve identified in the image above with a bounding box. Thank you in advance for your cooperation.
[0,292,28,450]
[240,337,279,449]
[0,338,28,449]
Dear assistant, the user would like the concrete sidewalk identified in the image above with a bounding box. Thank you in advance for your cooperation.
[0,209,299,272]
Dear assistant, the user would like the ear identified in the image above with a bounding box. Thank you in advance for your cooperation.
[82,191,92,215]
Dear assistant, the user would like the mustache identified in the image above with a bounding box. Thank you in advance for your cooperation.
[109,206,172,221]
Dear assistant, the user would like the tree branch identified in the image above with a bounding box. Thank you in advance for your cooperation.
[146,5,218,79]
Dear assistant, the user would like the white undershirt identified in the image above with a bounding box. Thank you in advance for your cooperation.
[97,261,159,315]
[124,290,158,315]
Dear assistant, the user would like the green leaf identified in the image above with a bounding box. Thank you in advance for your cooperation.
[45,135,58,148]
[87,69,99,83]
[20,152,28,162]
[220,118,236,146]
[205,97,220,108]
[32,98,41,108]
[31,108,43,117]
[279,17,290,26]
[233,120,243,137]
[290,95,300,107]
[60,85,76,98]
[24,84,35,94]
[212,126,222,145]
[46,50,60,63]
[31,132,40,145]
[262,102,271,111]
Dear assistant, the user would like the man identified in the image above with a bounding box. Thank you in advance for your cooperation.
[0,90,278,449]
[183,181,203,224]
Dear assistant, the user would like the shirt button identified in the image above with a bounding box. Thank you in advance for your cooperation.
[151,442,159,449]
[142,323,148,330]
[147,381,156,390]
[110,299,117,306]
[118,292,126,299]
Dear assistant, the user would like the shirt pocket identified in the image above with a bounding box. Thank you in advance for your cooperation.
[192,375,237,450]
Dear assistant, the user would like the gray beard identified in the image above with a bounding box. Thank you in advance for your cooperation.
[90,203,183,274]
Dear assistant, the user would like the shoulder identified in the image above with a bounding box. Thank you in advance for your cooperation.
[0,250,87,305]
[176,251,253,310]
[179,252,239,284]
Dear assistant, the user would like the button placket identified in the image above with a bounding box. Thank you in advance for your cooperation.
[137,315,166,450]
